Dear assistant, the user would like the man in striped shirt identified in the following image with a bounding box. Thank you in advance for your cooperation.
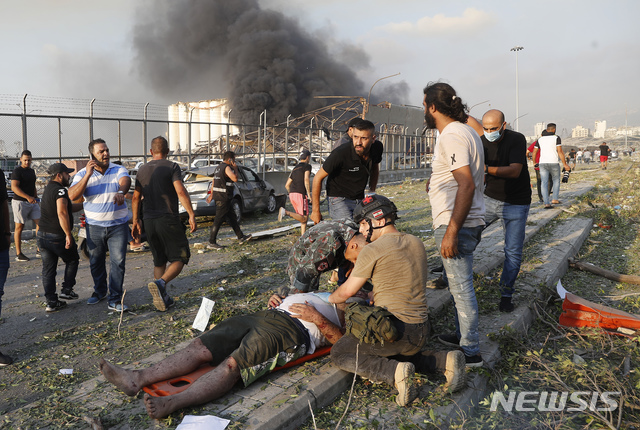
[69,139,131,312]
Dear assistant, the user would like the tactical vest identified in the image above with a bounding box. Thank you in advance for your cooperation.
[211,162,234,200]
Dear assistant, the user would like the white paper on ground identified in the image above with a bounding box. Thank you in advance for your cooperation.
[176,415,230,430]
[192,297,215,331]
[556,280,568,299]
[59,369,73,375]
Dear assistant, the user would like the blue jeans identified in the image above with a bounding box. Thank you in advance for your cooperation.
[434,225,483,357]
[37,232,80,303]
[484,197,530,298]
[539,163,561,205]
[328,196,359,221]
[86,222,128,303]
[0,248,9,319]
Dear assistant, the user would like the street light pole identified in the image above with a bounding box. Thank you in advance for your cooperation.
[510,46,524,132]
[365,73,400,119]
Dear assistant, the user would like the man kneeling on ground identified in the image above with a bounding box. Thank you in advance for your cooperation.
[100,292,346,419]
[328,195,466,406]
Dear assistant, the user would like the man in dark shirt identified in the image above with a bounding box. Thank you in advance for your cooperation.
[482,110,531,312]
[599,142,610,170]
[37,163,83,312]
[11,150,40,261]
[279,149,312,234]
[132,137,197,312]
[0,168,12,365]
[310,119,383,224]
[332,117,363,150]
[205,151,251,249]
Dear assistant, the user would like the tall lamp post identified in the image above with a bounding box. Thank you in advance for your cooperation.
[510,46,524,132]
[364,72,400,119]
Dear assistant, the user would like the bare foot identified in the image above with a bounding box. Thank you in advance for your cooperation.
[144,393,177,419]
[99,358,141,396]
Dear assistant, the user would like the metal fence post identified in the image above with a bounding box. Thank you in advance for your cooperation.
[21,94,28,152]
[89,98,95,141]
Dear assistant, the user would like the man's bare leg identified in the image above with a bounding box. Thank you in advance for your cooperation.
[153,261,185,284]
[144,356,241,419]
[100,338,213,396]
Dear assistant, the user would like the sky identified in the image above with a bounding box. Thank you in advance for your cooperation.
[0,0,638,137]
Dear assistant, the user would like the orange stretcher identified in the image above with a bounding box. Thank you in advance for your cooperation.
[559,293,640,334]
[142,346,332,397]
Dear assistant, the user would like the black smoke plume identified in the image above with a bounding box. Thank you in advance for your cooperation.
[132,0,406,124]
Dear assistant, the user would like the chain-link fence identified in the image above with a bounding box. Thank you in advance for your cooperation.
[0,94,434,175]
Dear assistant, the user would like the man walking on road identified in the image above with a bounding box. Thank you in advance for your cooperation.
[424,82,485,367]
[599,142,610,170]
[206,151,251,249]
[37,163,83,313]
[532,123,571,209]
[11,150,40,262]
[69,139,132,312]
[278,149,312,235]
[481,110,531,312]
[132,137,197,312]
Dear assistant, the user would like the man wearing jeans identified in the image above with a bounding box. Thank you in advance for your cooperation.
[481,110,531,313]
[37,163,82,312]
[0,168,12,365]
[532,123,571,209]
[310,119,382,224]
[424,82,485,367]
[69,139,131,312]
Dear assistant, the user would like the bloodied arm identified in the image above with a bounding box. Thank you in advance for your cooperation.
[288,302,344,345]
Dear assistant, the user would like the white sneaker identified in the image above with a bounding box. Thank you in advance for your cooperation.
[278,207,286,222]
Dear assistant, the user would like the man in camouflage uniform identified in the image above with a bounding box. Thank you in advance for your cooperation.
[271,220,367,303]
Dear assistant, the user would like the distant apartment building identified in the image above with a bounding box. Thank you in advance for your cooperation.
[534,122,545,137]
[593,120,607,139]
[605,128,618,138]
[571,125,590,138]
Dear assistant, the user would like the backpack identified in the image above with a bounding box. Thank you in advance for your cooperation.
[344,303,399,345]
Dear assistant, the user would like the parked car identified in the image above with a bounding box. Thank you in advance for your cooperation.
[191,158,223,169]
[179,165,278,222]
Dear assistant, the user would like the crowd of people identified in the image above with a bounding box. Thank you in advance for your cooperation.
[0,82,595,418]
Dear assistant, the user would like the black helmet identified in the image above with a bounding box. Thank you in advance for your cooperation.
[353,194,398,224]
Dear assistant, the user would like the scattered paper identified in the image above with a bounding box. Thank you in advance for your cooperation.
[192,298,215,332]
[176,415,230,430]
[556,280,568,299]
[59,369,73,375]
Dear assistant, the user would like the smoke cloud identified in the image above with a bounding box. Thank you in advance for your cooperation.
[132,0,407,124]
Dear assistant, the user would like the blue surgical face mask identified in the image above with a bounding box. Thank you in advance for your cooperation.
[484,129,502,142]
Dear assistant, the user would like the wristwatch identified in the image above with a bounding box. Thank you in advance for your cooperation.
[117,190,124,195]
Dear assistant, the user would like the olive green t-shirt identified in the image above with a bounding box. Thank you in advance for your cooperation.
[351,232,429,324]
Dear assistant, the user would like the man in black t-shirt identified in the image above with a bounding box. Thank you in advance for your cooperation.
[310,120,383,224]
[599,142,610,170]
[481,110,531,313]
[0,168,12,365]
[133,137,197,312]
[37,163,83,312]
[279,149,312,234]
[11,150,40,262]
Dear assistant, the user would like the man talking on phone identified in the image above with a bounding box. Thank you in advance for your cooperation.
[69,139,131,312]
[205,151,250,249]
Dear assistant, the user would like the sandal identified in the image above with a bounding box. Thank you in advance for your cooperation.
[544,205,553,209]
[551,200,561,204]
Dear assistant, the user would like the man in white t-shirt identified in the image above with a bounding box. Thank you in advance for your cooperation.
[532,123,571,208]
[423,82,485,367]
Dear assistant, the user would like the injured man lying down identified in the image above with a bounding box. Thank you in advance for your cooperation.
[100,292,346,419]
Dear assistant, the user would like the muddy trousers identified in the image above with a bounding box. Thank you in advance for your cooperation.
[330,319,438,386]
